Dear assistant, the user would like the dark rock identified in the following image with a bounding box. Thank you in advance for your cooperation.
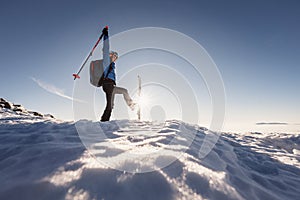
[3,102,13,109]
[13,108,24,112]
[44,114,55,119]
[30,111,43,117]
[0,98,13,109]
[13,105,26,113]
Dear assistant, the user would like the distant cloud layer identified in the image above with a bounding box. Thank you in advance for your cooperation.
[256,122,289,125]
[31,77,84,103]
[256,122,300,126]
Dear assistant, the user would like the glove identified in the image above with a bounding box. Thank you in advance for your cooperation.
[102,27,108,36]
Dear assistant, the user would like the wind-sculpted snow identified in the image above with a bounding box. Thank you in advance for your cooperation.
[0,107,300,200]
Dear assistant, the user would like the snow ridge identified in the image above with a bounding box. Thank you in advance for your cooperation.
[0,98,300,200]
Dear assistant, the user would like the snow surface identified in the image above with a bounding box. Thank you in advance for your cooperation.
[1,106,300,200]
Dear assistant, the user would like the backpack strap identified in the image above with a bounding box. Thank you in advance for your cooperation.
[105,63,113,78]
[97,63,115,87]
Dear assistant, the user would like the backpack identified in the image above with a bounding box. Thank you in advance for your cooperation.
[90,59,113,87]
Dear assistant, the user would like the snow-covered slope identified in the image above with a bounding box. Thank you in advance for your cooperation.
[0,99,299,200]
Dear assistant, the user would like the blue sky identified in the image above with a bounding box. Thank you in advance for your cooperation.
[1,0,299,132]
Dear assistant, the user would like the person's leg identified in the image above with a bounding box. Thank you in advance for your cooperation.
[113,86,134,107]
[101,83,114,121]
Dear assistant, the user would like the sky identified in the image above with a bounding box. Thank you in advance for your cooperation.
[0,0,299,133]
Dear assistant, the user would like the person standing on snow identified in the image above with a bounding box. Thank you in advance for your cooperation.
[100,27,135,122]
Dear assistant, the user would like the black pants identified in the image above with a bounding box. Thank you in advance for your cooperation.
[100,82,115,122]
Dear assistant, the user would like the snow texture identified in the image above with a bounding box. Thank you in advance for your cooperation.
[1,98,300,200]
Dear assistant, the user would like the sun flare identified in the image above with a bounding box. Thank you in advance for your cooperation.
[136,93,150,107]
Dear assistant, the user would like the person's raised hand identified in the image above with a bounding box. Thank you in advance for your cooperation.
[102,27,108,36]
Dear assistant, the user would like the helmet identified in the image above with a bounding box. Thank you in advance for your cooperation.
[110,51,118,58]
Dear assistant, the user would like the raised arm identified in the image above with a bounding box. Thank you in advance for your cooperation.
[102,27,110,69]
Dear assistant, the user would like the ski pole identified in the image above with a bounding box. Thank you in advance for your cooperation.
[73,26,108,80]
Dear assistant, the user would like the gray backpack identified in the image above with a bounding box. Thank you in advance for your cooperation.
[90,59,104,87]
[90,60,113,87]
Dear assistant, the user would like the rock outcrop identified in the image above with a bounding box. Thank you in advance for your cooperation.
[0,98,55,119]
